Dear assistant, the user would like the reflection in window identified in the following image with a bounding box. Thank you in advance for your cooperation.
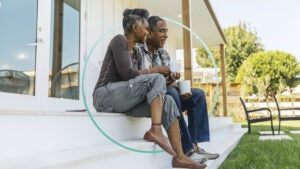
[0,0,37,95]
[49,0,80,100]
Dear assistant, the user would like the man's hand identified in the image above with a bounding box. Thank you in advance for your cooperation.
[180,92,192,100]
[166,72,180,86]
[170,72,180,80]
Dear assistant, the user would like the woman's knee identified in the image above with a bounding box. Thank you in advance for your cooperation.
[152,73,166,85]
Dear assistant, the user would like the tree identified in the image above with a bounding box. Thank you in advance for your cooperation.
[195,47,220,68]
[236,50,300,97]
[195,22,263,81]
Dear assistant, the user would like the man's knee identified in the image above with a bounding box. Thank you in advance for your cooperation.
[167,86,179,96]
[192,88,205,97]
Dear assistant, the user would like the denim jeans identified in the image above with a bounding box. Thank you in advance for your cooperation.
[166,86,210,154]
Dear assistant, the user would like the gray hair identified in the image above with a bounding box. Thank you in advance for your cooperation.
[148,16,165,31]
[122,8,149,35]
[123,15,145,35]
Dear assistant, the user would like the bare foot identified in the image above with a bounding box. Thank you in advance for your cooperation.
[144,130,176,156]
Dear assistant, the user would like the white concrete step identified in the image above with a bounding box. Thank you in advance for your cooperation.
[1,139,169,169]
[9,119,246,169]
[0,111,246,169]
[204,127,247,169]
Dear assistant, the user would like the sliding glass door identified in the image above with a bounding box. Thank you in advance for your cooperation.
[0,0,37,96]
[0,0,83,111]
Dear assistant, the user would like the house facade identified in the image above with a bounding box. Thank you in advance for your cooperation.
[0,0,235,168]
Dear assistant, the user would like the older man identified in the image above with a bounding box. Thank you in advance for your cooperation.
[135,16,219,162]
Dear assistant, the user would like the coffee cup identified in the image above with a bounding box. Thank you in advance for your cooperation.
[178,80,192,96]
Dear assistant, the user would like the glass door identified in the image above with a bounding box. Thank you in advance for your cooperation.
[43,0,84,111]
[49,0,80,100]
[0,0,37,96]
[0,0,84,111]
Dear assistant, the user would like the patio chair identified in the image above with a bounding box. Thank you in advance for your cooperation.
[240,97,274,135]
[274,95,300,134]
[51,62,79,99]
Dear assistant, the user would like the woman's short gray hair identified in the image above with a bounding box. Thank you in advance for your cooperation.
[122,8,149,35]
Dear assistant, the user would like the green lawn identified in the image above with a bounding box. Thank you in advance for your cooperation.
[219,121,300,169]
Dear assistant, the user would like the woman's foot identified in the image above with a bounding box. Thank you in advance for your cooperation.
[144,130,176,156]
[172,155,207,169]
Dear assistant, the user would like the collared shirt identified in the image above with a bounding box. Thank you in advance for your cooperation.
[135,43,171,69]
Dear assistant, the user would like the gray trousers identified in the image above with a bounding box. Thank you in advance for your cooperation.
[93,73,180,129]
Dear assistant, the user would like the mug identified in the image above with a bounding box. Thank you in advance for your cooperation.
[178,80,192,95]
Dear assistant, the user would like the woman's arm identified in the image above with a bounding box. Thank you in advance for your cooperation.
[111,35,139,81]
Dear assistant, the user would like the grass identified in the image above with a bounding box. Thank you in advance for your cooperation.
[219,121,300,169]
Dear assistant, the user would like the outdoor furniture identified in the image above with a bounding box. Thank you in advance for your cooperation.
[274,95,300,134]
[240,97,274,135]
[51,62,79,99]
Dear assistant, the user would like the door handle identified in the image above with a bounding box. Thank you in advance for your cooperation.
[26,38,44,46]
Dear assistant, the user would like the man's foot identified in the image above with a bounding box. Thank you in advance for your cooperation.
[172,156,207,169]
[194,147,219,160]
[186,152,208,163]
[143,131,176,156]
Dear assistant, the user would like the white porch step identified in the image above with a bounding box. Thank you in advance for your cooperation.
[31,118,246,169]
[1,139,170,169]
[0,111,246,169]
[204,127,247,169]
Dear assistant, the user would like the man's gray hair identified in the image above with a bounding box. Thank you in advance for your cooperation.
[148,16,165,31]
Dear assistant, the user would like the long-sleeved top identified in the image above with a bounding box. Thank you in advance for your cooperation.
[94,35,139,89]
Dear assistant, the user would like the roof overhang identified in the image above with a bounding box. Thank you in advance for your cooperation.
[135,0,227,49]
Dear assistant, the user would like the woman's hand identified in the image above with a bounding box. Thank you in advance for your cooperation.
[150,66,170,76]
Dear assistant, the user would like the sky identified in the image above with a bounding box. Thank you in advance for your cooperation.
[210,0,300,60]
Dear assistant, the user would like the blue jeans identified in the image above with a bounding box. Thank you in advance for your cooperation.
[167,86,210,154]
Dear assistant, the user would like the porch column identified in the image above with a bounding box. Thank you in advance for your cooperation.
[182,0,193,82]
[220,44,228,116]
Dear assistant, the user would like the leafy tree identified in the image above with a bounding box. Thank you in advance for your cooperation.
[236,50,300,97]
[195,22,263,81]
[195,47,220,68]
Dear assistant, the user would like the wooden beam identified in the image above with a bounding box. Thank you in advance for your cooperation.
[182,0,192,82]
[220,44,228,116]
[51,0,63,96]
